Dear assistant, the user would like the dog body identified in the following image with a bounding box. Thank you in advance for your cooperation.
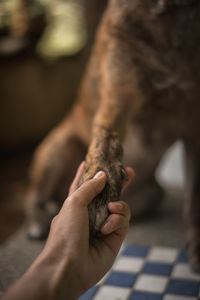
[28,0,200,271]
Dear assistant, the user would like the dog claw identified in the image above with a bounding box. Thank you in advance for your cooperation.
[121,166,128,181]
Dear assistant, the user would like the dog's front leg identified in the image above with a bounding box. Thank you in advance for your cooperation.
[80,51,134,238]
[81,112,127,238]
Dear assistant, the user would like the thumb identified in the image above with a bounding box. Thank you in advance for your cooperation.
[70,171,107,206]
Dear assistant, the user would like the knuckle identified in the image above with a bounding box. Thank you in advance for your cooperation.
[117,201,124,210]
[66,194,79,206]
[121,201,129,210]
[117,201,129,213]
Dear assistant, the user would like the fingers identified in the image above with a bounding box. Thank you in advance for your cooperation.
[69,161,86,195]
[121,167,134,195]
[98,201,131,256]
[101,201,131,235]
[68,171,107,206]
[108,201,131,220]
[101,214,129,235]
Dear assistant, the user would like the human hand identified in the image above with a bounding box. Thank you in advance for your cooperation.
[33,162,134,300]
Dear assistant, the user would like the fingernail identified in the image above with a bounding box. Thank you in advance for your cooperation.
[94,171,104,179]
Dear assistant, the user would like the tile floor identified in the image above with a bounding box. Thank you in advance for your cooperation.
[79,245,200,300]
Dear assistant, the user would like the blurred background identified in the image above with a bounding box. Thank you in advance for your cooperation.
[0,0,107,243]
[0,0,186,246]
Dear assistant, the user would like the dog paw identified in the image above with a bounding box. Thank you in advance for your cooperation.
[81,129,126,238]
[26,190,59,240]
[186,229,200,273]
[83,162,127,238]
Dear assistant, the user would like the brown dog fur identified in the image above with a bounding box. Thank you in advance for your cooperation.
[27,0,200,271]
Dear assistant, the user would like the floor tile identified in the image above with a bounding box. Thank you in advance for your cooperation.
[129,291,162,300]
[172,263,200,281]
[122,245,149,257]
[113,256,144,273]
[142,262,173,276]
[134,274,168,293]
[147,247,178,263]
[166,279,200,297]
[105,271,137,287]
[93,285,130,300]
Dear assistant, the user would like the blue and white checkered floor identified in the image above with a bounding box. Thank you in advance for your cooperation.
[79,245,200,300]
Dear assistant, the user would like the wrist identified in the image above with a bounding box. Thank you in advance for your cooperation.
[28,249,81,300]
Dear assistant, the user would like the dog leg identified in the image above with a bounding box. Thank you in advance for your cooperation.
[27,107,90,239]
[81,117,127,238]
[79,41,137,238]
[183,139,200,272]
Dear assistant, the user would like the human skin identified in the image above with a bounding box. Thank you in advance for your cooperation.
[2,162,133,300]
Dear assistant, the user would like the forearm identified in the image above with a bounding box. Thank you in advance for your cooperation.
[2,250,79,300]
